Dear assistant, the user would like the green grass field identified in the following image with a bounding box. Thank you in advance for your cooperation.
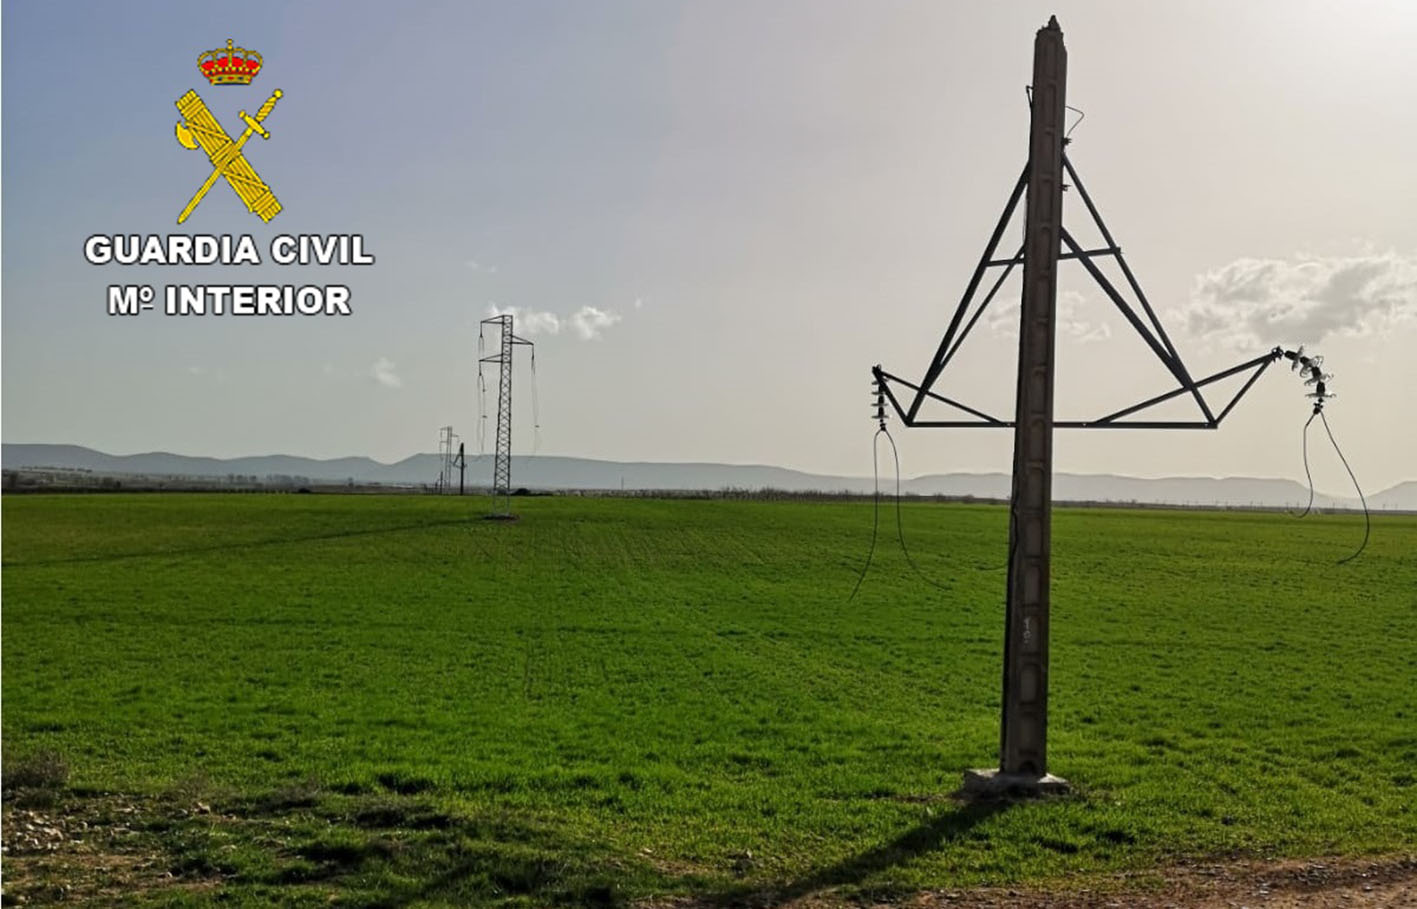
[3,493,1414,906]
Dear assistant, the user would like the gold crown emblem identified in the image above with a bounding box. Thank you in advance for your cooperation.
[198,39,263,86]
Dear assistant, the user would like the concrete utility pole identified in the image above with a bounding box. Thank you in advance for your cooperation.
[966,15,1069,795]
[872,15,1295,797]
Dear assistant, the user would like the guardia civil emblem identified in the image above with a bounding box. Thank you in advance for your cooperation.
[173,39,283,224]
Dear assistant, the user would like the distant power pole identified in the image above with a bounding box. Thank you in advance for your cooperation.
[436,426,459,494]
[479,314,535,518]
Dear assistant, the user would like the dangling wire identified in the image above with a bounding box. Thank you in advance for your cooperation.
[529,348,541,454]
[1280,346,1367,563]
[477,371,487,454]
[848,428,884,601]
[1319,410,1370,565]
[1288,411,1318,518]
[883,427,952,593]
[477,327,487,455]
[852,372,952,597]
[850,380,889,599]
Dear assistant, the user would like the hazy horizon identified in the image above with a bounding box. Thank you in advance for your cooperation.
[5,441,1412,498]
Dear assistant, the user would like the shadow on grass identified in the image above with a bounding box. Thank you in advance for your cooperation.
[250,793,668,909]
[16,783,1012,908]
[707,799,1011,907]
[368,800,1011,908]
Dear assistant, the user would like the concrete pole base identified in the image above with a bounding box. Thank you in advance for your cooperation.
[961,768,1070,799]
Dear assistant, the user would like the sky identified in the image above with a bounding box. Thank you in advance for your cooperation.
[3,0,1415,495]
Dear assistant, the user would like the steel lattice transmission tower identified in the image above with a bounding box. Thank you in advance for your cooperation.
[479,314,534,518]
[436,426,459,494]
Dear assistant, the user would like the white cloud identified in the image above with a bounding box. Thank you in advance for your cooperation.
[987,290,1111,343]
[371,357,402,389]
[1182,252,1417,349]
[570,306,621,340]
[487,304,561,336]
[465,259,498,274]
[484,304,625,340]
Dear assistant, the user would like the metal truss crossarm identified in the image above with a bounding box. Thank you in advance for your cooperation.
[908,164,1030,422]
[875,366,1006,425]
[1059,229,1195,389]
[934,243,1026,379]
[873,350,1279,430]
[1062,154,1216,424]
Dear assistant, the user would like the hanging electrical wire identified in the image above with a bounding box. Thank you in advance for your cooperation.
[1289,411,1318,518]
[1281,346,1369,563]
[477,325,488,455]
[529,347,541,455]
[851,377,952,597]
[848,427,884,601]
[477,372,487,455]
[1320,410,1369,565]
[882,427,953,593]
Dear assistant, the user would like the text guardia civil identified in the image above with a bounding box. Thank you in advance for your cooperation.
[85,233,374,317]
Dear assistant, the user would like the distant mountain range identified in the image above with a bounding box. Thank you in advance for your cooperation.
[4,443,1412,510]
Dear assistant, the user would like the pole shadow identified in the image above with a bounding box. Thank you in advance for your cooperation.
[707,797,1012,907]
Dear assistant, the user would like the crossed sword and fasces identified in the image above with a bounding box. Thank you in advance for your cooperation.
[174,88,283,223]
